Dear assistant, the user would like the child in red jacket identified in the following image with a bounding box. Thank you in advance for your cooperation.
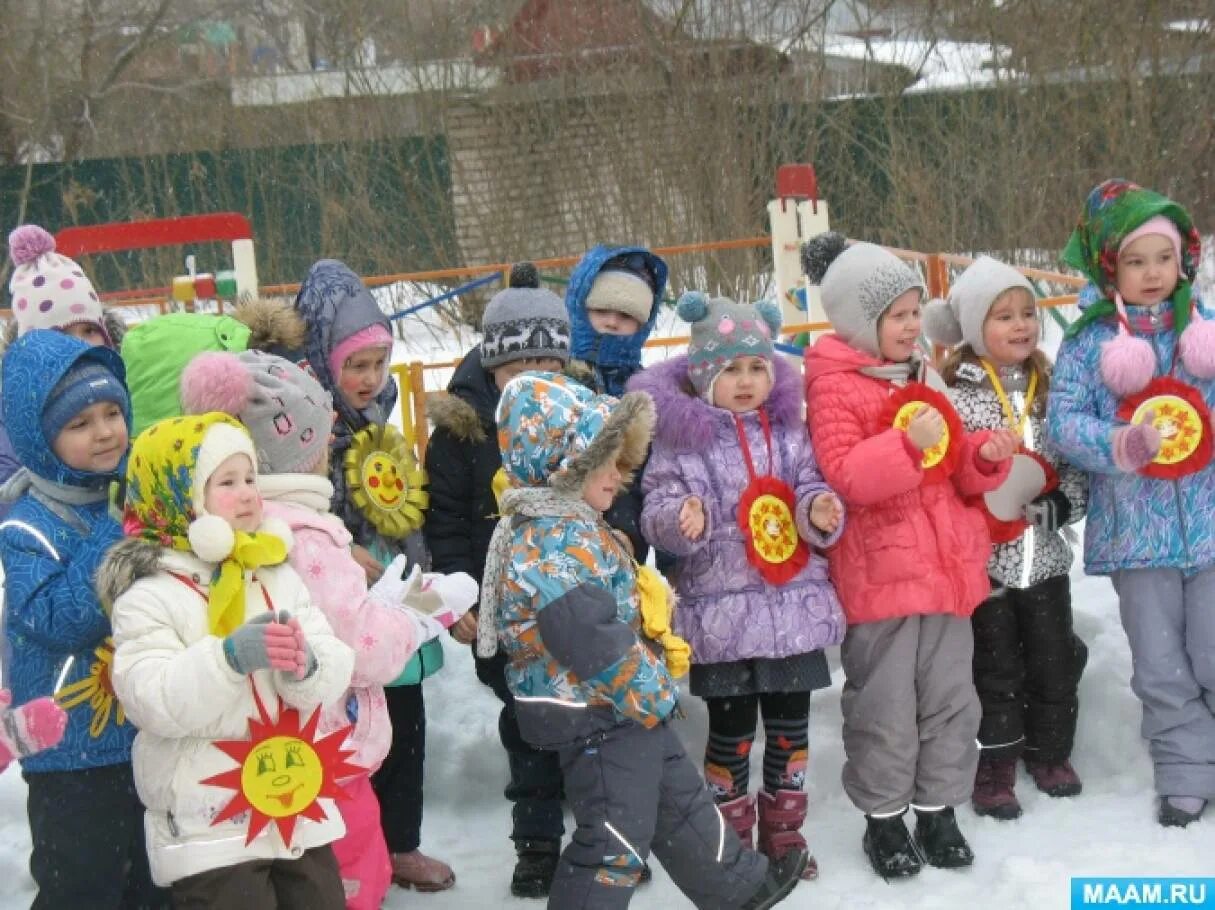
[801,232,1016,879]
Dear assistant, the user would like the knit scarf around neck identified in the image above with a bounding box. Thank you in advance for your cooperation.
[206,530,289,637]
[476,486,601,659]
[0,469,109,534]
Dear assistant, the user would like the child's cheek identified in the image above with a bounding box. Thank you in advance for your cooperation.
[208,489,240,514]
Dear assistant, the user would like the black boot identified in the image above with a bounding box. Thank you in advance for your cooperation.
[913,807,974,868]
[511,839,560,899]
[741,846,808,910]
[1158,798,1205,829]
[862,811,922,879]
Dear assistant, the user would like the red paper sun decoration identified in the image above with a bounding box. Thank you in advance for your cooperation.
[202,687,362,847]
[880,382,964,483]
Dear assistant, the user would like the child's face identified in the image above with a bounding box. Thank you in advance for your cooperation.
[491,357,565,391]
[338,346,389,411]
[876,290,923,362]
[588,308,641,337]
[581,460,622,512]
[712,355,773,413]
[51,401,128,474]
[982,288,1039,368]
[1117,233,1179,307]
[60,323,108,347]
[203,453,262,533]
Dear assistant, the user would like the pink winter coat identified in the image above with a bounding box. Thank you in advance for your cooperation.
[264,492,425,775]
[804,334,1009,626]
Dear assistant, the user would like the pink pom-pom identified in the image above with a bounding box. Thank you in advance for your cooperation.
[8,224,56,266]
[180,351,253,416]
[1099,333,1156,397]
[1178,317,1215,380]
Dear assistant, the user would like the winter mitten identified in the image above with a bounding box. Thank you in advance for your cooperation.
[1111,420,1161,473]
[223,612,299,675]
[635,565,692,677]
[367,554,413,609]
[285,616,318,680]
[1024,489,1072,533]
[0,691,67,769]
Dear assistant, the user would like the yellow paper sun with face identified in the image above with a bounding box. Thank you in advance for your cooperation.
[202,689,362,846]
[343,423,428,538]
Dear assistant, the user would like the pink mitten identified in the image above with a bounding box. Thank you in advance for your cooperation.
[0,692,67,769]
[285,616,317,680]
[1111,419,1161,473]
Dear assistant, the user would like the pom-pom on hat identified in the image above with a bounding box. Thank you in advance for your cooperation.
[480,262,571,369]
[8,224,110,344]
[800,231,925,359]
[181,349,334,475]
[922,256,1037,357]
[677,292,782,400]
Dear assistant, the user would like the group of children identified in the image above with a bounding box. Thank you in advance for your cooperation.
[0,175,1209,910]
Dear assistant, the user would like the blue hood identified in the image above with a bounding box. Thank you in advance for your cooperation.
[1,330,130,487]
[566,245,668,376]
[294,258,398,430]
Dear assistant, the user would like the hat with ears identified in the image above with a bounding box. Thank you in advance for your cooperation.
[676,292,782,400]
[180,349,334,475]
[800,231,925,359]
[922,256,1037,357]
[8,224,111,345]
[480,262,571,369]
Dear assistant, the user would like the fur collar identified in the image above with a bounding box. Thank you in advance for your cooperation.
[427,392,486,443]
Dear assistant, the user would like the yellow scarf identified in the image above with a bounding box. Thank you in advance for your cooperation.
[207,530,289,636]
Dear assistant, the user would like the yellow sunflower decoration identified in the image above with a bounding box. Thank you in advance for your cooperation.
[55,637,126,738]
[343,422,428,538]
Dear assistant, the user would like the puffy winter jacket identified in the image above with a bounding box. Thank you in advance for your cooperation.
[804,334,1009,625]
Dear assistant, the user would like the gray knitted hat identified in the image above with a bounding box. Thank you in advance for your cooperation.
[677,292,782,399]
[480,263,571,369]
[922,256,1037,357]
[800,231,925,359]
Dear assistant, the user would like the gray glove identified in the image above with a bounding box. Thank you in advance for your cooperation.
[222,611,299,676]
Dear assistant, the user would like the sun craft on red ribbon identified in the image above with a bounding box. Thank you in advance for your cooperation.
[737,475,810,585]
[977,449,1060,544]
[1115,376,1213,480]
[201,685,363,847]
[881,382,964,483]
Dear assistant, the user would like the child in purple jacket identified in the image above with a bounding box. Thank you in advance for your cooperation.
[632,293,846,881]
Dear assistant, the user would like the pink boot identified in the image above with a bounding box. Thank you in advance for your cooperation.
[718,793,757,850]
[758,789,817,880]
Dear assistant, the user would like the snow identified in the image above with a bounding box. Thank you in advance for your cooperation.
[821,36,1016,93]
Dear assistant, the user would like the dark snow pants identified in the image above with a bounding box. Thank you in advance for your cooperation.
[972,574,1088,762]
[371,681,426,853]
[549,721,768,910]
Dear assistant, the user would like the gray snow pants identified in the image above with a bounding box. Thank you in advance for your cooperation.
[840,614,981,815]
[549,721,768,910]
[1112,567,1215,799]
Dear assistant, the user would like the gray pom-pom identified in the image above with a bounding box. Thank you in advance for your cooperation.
[676,291,709,323]
[509,262,539,288]
[754,299,783,336]
[800,231,848,284]
[922,298,963,346]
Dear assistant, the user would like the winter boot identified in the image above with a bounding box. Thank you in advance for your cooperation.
[912,807,974,869]
[719,793,758,850]
[1025,758,1083,797]
[972,754,1022,820]
[391,849,456,892]
[510,839,560,899]
[861,810,922,880]
[1158,797,1205,829]
[740,846,809,910]
[758,789,817,880]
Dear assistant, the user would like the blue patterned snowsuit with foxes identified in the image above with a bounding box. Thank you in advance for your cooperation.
[486,372,768,910]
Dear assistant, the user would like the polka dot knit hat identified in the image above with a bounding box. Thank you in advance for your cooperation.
[7,224,109,342]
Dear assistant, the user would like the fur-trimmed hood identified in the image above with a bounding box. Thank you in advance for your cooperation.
[232,296,307,356]
[427,346,498,443]
[96,536,164,613]
[627,354,802,454]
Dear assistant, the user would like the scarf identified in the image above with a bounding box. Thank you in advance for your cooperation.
[205,529,289,637]
[476,485,602,658]
[0,468,109,534]
[258,472,335,514]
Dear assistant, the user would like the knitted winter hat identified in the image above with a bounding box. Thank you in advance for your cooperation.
[8,224,111,345]
[40,358,130,445]
[495,371,653,493]
[1061,179,1215,396]
[181,350,334,474]
[480,263,571,369]
[676,292,782,400]
[922,257,1037,357]
[586,268,654,324]
[800,231,925,359]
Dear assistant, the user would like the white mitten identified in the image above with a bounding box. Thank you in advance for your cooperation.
[406,571,478,634]
[367,554,412,609]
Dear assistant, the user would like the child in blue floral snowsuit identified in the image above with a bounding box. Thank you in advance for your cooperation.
[477,372,805,910]
[0,330,166,908]
[1047,179,1215,828]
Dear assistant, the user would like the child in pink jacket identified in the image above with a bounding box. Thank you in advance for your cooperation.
[801,233,1016,880]
[181,350,476,910]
